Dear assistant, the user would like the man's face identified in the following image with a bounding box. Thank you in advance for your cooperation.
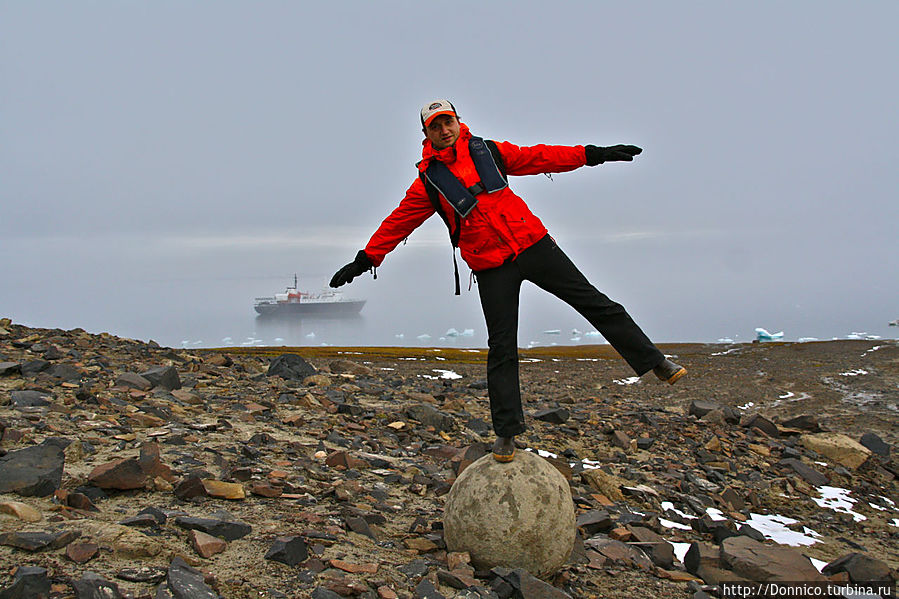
[425,114,461,150]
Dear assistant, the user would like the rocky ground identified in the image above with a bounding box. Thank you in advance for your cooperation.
[1,317,897,599]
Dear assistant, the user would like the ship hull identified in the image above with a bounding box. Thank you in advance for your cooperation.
[254,299,366,318]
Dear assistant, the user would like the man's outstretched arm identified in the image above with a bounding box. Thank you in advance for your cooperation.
[329,178,435,288]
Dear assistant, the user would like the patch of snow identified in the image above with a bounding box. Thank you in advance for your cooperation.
[671,542,691,564]
[744,513,820,547]
[420,369,462,380]
[613,376,641,386]
[712,348,741,356]
[779,391,795,399]
[812,486,867,522]
[659,518,692,531]
[737,402,755,410]
[705,508,728,521]
[810,558,828,572]
[840,369,869,376]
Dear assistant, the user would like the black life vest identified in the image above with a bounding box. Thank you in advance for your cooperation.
[418,137,507,294]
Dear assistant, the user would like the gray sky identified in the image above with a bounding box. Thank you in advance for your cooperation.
[2,2,897,347]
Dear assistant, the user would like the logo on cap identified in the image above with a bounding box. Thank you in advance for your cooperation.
[429,102,443,110]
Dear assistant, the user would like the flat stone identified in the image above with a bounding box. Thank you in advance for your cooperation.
[201,479,245,500]
[575,510,612,535]
[0,529,80,552]
[779,458,829,486]
[65,542,99,563]
[0,442,65,497]
[822,552,892,584]
[160,556,219,599]
[72,572,122,598]
[264,535,309,566]
[114,372,153,391]
[0,566,51,598]
[0,361,21,376]
[140,365,181,390]
[115,566,167,584]
[859,432,890,458]
[0,501,42,522]
[88,457,148,490]
[175,515,252,541]
[329,359,374,376]
[721,535,823,582]
[189,529,228,558]
[10,390,51,408]
[801,433,872,469]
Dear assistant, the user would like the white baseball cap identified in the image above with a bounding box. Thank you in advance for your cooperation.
[420,99,457,127]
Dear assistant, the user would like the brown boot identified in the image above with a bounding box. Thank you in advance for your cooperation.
[653,358,687,385]
[492,437,515,462]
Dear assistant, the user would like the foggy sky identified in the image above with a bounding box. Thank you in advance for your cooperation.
[2,2,897,347]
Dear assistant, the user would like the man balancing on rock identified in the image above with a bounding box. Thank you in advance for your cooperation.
[330,99,686,463]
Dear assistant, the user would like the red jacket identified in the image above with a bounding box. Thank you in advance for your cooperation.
[364,123,587,272]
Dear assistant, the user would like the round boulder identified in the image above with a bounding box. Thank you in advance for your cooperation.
[443,449,575,578]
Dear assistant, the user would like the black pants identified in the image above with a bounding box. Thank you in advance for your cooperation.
[476,235,665,437]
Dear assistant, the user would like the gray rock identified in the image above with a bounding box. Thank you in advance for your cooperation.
[174,515,251,541]
[267,354,316,380]
[859,432,890,458]
[413,579,446,599]
[115,372,153,391]
[10,390,51,408]
[0,361,21,376]
[0,440,65,496]
[407,404,454,432]
[822,552,893,584]
[779,458,829,486]
[160,557,219,599]
[684,542,720,574]
[499,568,572,598]
[689,400,723,418]
[140,365,181,390]
[398,559,430,579]
[721,536,823,582]
[0,566,51,599]
[781,414,823,432]
[72,572,123,599]
[0,530,80,552]
[310,589,343,599]
[576,510,612,535]
[20,360,50,376]
[44,363,82,382]
[264,536,309,566]
[534,407,570,424]
[742,414,779,437]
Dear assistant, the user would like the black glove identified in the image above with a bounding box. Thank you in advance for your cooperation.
[585,144,643,166]
[329,250,373,288]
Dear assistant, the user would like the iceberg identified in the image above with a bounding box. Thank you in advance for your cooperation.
[461,328,474,337]
[543,329,561,335]
[417,333,431,341]
[445,328,459,337]
[755,328,784,341]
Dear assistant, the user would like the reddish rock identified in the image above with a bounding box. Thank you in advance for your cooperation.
[88,458,147,490]
[65,542,99,563]
[189,530,228,558]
